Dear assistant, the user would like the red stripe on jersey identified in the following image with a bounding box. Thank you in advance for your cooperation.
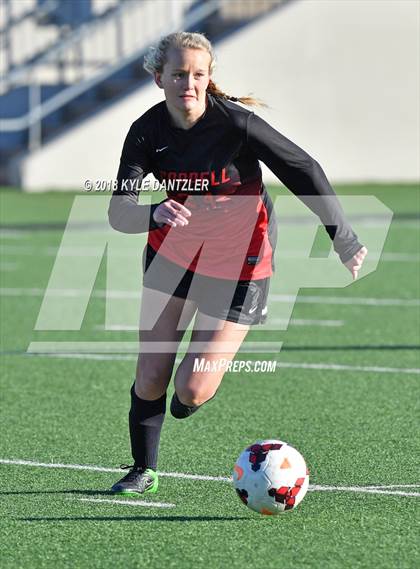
[148,181,273,281]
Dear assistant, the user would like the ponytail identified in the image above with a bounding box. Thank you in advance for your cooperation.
[206,79,267,108]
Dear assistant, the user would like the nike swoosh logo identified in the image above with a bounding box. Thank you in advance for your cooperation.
[156,146,168,153]
[249,306,258,314]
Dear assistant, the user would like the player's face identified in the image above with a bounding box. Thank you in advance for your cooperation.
[155,47,211,116]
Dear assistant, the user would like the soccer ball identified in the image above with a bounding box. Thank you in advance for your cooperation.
[232,439,309,515]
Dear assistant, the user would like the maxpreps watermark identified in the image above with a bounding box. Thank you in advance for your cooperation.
[193,358,277,373]
[29,194,393,355]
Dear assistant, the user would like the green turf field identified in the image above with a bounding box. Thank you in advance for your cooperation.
[0,184,419,569]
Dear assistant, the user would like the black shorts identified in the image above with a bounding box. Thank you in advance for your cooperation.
[142,245,269,326]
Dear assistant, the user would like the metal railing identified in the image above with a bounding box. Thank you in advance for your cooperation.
[0,0,211,150]
[0,0,58,35]
[1,0,134,92]
[0,0,62,75]
[0,0,287,152]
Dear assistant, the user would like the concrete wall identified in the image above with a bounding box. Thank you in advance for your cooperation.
[18,0,420,190]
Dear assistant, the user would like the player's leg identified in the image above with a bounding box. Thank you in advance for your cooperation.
[112,287,197,495]
[170,313,249,418]
[170,274,269,418]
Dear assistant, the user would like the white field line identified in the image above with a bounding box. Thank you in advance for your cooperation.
[0,262,18,271]
[378,252,420,262]
[26,341,282,354]
[2,243,420,261]
[275,251,420,263]
[0,218,417,237]
[308,485,420,498]
[1,287,420,307]
[0,221,412,240]
[0,246,102,256]
[0,459,229,482]
[0,231,28,239]
[276,361,420,375]
[23,352,420,375]
[362,484,420,489]
[1,459,419,498]
[388,222,420,230]
[93,318,345,331]
[270,318,344,327]
[270,295,420,307]
[25,353,138,361]
[93,324,141,331]
[78,497,175,508]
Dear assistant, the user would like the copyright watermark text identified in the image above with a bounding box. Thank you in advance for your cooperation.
[83,178,209,192]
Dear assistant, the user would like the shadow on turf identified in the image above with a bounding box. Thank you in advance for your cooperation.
[18,516,251,522]
[1,490,130,497]
[6,490,253,521]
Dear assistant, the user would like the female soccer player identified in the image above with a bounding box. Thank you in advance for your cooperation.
[108,32,367,495]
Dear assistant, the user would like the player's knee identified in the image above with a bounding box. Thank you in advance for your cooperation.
[135,367,169,400]
[176,385,214,408]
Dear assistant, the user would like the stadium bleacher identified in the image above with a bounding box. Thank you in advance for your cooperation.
[0,0,284,185]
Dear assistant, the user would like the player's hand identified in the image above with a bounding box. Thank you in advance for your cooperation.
[153,199,191,227]
[344,246,368,280]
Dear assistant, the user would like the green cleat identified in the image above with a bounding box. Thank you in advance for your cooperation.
[111,465,158,496]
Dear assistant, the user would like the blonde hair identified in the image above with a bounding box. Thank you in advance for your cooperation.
[143,31,266,107]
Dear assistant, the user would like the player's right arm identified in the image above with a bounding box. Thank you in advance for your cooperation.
[108,122,191,232]
[108,122,161,233]
[152,200,191,227]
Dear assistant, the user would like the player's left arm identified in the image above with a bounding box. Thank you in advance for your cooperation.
[343,245,368,280]
[246,112,367,277]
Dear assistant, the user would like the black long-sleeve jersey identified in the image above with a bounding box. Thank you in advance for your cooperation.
[109,93,362,280]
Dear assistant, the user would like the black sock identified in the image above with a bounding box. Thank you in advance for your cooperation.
[170,391,201,419]
[129,383,166,470]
